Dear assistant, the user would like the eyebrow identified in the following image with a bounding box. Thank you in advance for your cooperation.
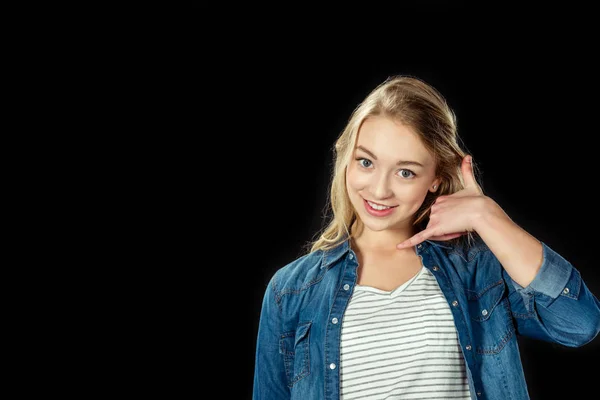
[356,145,425,168]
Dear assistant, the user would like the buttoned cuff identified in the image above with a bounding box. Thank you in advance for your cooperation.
[512,242,573,300]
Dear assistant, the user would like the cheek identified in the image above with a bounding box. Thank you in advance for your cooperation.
[390,185,431,205]
[346,167,369,189]
[407,185,429,198]
[404,186,430,204]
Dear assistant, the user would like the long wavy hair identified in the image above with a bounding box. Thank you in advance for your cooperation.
[305,75,482,254]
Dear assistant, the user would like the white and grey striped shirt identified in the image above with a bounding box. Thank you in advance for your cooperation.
[340,265,471,400]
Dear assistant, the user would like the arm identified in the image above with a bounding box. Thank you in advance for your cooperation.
[253,272,290,399]
[475,197,600,347]
[396,155,600,347]
[472,197,543,289]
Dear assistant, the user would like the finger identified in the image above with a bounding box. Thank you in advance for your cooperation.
[434,195,448,203]
[432,197,450,208]
[461,155,482,194]
[396,229,436,250]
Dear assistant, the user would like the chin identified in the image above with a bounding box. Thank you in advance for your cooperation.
[361,218,398,231]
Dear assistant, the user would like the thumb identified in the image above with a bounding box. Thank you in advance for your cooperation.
[461,155,481,193]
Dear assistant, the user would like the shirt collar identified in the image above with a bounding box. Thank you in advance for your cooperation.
[321,236,453,268]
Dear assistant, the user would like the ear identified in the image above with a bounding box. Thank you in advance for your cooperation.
[429,177,441,193]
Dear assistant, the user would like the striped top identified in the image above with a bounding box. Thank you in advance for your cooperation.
[339,265,471,400]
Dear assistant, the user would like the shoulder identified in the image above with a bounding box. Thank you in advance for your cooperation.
[269,240,350,296]
[271,250,324,288]
[428,233,493,263]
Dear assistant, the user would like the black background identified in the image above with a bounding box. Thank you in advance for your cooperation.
[186,2,600,399]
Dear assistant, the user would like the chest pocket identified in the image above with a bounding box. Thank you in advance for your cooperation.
[467,280,515,355]
[279,321,312,387]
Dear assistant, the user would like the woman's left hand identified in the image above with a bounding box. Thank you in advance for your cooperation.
[396,155,494,250]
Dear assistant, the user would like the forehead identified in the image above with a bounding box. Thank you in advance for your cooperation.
[356,116,433,164]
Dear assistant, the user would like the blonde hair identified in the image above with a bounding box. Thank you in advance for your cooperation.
[304,75,482,254]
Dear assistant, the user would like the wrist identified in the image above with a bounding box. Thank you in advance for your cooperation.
[471,196,506,233]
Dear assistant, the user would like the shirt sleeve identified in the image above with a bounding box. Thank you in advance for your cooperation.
[505,242,600,347]
[253,271,291,399]
[511,241,572,300]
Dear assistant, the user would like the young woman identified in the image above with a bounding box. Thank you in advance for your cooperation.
[252,75,600,400]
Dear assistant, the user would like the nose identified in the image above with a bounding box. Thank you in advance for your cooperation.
[371,172,393,200]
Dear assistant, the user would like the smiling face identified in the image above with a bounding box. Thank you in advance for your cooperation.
[346,115,441,238]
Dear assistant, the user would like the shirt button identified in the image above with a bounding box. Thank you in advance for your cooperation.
[466,345,472,350]
[452,300,459,307]
[563,287,570,294]
[330,363,336,370]
[349,253,354,260]
[343,284,350,291]
[417,244,422,248]
[332,317,338,324]
[432,266,439,271]
[477,392,482,396]
[481,309,488,316]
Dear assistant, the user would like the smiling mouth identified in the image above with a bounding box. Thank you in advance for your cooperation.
[364,198,398,208]
[364,200,399,213]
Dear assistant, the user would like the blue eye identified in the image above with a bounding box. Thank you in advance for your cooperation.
[357,158,372,168]
[355,157,417,179]
[399,169,416,179]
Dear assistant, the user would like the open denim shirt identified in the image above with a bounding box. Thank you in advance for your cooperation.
[253,237,600,399]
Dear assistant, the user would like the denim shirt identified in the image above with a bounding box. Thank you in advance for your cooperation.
[253,236,600,400]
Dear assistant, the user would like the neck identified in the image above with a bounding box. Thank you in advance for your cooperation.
[350,222,417,253]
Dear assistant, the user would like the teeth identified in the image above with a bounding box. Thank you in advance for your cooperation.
[367,201,392,210]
